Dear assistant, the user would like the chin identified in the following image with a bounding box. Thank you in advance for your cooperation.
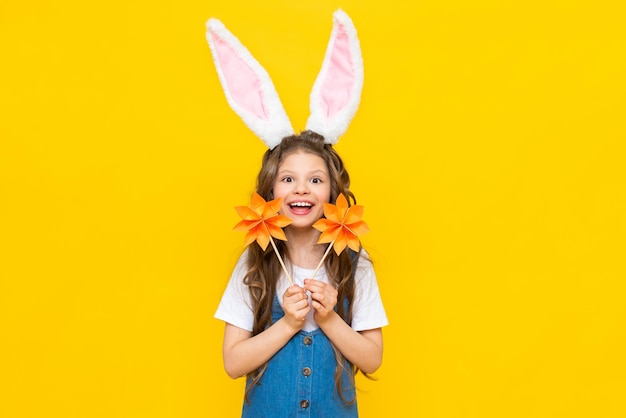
[288,218,320,230]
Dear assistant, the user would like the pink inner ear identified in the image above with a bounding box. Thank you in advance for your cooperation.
[319,25,354,117]
[211,31,268,119]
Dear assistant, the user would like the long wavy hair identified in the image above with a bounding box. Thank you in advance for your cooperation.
[243,130,362,403]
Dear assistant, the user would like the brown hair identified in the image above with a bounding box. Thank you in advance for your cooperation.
[244,130,361,403]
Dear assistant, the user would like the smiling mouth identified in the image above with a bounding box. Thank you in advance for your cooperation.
[289,201,313,215]
[290,202,312,208]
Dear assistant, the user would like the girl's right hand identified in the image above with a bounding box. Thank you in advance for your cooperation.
[282,285,310,332]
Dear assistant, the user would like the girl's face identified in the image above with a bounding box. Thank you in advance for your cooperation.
[273,151,331,229]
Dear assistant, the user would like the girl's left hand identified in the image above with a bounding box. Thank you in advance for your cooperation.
[304,279,338,324]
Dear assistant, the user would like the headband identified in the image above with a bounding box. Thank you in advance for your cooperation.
[206,10,364,149]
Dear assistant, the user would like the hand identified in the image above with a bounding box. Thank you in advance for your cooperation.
[282,285,310,332]
[304,279,338,325]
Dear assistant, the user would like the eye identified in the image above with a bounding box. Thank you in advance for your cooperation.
[311,177,322,184]
[281,176,293,183]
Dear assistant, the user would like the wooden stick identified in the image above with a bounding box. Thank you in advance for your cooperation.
[310,240,335,280]
[269,235,293,286]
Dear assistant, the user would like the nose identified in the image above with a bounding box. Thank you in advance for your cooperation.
[294,180,310,195]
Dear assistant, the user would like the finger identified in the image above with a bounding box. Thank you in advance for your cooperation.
[286,289,307,301]
[285,295,308,311]
[295,297,311,310]
[303,281,325,294]
[290,303,311,320]
[307,284,336,301]
[303,279,326,289]
[310,292,325,304]
[287,284,303,293]
[311,300,330,314]
[284,285,305,297]
[311,300,324,311]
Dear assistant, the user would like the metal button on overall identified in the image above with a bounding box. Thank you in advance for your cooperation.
[303,336,312,345]
[302,367,311,377]
[300,400,310,409]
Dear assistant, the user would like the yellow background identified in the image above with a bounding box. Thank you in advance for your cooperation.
[1,0,625,417]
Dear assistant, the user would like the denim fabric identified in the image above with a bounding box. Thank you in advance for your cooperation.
[242,295,358,417]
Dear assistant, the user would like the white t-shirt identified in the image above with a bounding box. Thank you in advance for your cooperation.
[215,249,388,333]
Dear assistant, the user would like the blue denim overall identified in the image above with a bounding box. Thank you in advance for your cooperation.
[241,295,358,417]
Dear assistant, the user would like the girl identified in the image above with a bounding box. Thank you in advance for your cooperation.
[214,132,388,417]
[207,10,388,416]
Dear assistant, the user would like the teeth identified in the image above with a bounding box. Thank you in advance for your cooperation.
[290,202,312,207]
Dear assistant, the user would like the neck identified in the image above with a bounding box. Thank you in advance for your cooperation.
[283,227,325,269]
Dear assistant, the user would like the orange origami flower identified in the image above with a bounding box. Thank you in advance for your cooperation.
[313,193,369,255]
[234,192,292,250]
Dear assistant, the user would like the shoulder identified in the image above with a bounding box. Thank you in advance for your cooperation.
[354,249,374,276]
[352,249,379,295]
[220,249,253,304]
[350,249,388,330]
[232,248,250,274]
[214,249,254,331]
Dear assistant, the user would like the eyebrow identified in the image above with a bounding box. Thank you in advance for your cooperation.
[278,169,328,176]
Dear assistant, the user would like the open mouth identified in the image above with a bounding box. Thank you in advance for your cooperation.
[289,201,313,215]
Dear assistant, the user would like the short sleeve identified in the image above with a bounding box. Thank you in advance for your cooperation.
[214,251,255,332]
[351,253,388,331]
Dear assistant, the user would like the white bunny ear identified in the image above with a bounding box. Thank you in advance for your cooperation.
[206,18,295,149]
[305,10,364,145]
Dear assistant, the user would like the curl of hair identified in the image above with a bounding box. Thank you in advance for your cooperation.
[243,131,367,404]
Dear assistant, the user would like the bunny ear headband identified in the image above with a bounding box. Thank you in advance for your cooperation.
[205,9,363,149]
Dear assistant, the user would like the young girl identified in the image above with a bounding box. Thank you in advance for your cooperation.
[206,10,388,417]
[215,131,388,416]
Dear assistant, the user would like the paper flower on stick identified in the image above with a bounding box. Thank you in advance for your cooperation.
[233,192,294,285]
[233,192,292,250]
[313,193,369,255]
